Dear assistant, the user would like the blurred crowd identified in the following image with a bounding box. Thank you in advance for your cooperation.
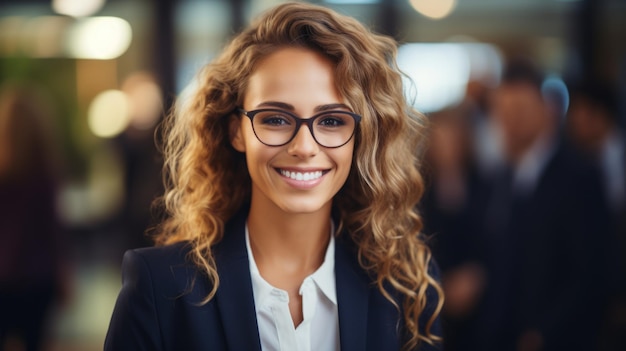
[421,58,625,351]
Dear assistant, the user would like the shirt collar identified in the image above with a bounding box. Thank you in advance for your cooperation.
[513,132,556,196]
[245,222,337,308]
[309,222,337,305]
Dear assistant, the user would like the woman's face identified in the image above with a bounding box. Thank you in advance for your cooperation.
[231,47,355,215]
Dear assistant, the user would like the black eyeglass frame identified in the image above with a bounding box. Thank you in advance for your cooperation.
[237,107,362,148]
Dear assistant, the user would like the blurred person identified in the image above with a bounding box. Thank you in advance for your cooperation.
[472,59,612,351]
[0,84,67,351]
[104,3,443,351]
[567,81,625,215]
[420,107,490,351]
[567,81,626,351]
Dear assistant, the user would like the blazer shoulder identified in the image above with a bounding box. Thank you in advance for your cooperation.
[122,242,208,298]
[130,241,192,266]
[105,242,211,351]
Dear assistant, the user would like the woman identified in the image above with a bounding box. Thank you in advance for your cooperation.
[105,2,443,350]
[0,84,66,351]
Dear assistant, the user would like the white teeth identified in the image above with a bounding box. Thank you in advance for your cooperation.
[280,169,324,181]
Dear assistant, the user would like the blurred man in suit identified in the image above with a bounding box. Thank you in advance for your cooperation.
[472,60,612,351]
[567,81,626,351]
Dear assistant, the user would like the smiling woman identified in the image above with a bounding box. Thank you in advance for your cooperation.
[104,2,443,351]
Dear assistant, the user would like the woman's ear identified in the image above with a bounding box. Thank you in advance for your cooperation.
[229,115,246,152]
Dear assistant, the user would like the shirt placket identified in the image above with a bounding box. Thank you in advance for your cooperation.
[296,278,316,351]
[270,289,298,351]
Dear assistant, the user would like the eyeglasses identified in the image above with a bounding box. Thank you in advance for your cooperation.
[237,108,361,148]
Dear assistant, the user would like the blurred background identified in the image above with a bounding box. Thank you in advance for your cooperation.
[0,0,624,350]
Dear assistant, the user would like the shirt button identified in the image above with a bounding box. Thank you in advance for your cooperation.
[279,292,288,303]
[271,289,288,302]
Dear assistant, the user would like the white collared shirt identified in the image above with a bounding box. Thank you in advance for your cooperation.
[245,224,340,351]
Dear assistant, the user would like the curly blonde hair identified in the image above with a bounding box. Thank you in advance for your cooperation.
[154,2,443,349]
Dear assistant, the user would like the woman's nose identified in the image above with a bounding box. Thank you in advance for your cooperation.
[287,124,319,158]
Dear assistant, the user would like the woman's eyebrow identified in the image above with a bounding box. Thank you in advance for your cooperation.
[256,101,351,112]
[314,103,351,112]
[256,101,294,110]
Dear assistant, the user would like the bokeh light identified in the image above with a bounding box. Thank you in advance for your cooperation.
[398,43,470,113]
[52,0,106,18]
[66,16,132,60]
[542,75,570,120]
[409,0,457,20]
[397,42,503,113]
[0,15,131,59]
[87,89,130,138]
[121,72,164,131]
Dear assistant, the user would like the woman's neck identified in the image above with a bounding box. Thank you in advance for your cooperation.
[246,200,332,278]
[246,197,333,327]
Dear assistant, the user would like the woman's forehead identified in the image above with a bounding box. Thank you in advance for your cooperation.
[243,47,344,113]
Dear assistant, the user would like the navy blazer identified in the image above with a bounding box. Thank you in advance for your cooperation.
[104,209,442,350]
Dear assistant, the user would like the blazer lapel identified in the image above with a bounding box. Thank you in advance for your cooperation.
[335,237,370,351]
[214,209,262,351]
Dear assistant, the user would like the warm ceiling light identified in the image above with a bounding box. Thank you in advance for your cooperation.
[409,0,457,20]
[67,17,132,59]
[324,0,380,4]
[52,0,106,18]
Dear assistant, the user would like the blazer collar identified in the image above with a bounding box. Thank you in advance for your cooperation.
[335,236,371,351]
[213,207,374,351]
[213,207,262,351]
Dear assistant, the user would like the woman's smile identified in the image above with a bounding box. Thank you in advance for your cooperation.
[275,167,331,189]
[278,168,326,181]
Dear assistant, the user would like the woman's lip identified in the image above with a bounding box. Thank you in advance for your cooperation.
[274,167,330,188]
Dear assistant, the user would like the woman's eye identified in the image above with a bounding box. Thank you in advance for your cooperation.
[260,115,291,126]
[318,116,346,127]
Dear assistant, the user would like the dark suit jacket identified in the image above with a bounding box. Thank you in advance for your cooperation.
[104,209,442,350]
[475,140,612,351]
